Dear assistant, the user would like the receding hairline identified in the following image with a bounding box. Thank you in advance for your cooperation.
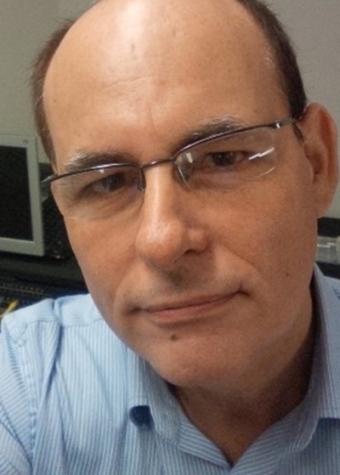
[48,0,275,65]
[34,0,306,163]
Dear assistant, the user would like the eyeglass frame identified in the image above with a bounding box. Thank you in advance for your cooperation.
[42,115,300,192]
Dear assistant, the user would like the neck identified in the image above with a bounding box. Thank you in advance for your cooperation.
[173,303,315,464]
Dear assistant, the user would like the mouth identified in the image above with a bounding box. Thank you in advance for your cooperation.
[141,292,240,326]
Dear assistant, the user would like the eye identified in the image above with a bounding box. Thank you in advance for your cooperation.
[78,167,140,199]
[200,150,251,172]
[205,151,246,168]
[90,171,128,194]
[51,164,142,219]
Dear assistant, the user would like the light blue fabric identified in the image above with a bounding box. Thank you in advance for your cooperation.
[1,267,340,474]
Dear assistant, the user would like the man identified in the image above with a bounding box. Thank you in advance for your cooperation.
[0,0,339,473]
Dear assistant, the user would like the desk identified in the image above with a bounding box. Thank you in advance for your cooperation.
[0,252,87,311]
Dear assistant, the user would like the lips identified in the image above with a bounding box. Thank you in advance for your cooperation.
[141,292,240,325]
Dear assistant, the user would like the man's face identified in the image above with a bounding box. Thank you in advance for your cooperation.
[44,0,335,392]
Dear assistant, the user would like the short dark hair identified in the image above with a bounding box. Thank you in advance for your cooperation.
[31,20,75,164]
[236,0,307,119]
[31,1,307,163]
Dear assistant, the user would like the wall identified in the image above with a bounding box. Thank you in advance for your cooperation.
[1,0,339,215]
[269,0,340,217]
[0,0,91,161]
[58,0,94,18]
[0,1,58,151]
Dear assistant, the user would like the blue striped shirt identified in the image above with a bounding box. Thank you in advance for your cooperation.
[1,266,340,474]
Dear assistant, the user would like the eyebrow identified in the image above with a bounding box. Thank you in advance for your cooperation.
[62,151,134,175]
[62,116,247,175]
[175,116,248,150]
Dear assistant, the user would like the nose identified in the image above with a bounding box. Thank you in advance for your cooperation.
[135,166,209,270]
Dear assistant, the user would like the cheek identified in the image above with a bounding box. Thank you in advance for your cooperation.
[211,171,317,300]
[65,219,134,302]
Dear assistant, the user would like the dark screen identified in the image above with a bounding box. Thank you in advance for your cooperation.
[0,146,33,240]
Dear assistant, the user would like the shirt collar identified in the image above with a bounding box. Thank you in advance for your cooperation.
[287,266,340,453]
[310,265,340,419]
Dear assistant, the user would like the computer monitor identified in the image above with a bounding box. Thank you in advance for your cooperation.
[0,135,44,256]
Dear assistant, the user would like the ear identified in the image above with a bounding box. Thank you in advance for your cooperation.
[298,103,338,218]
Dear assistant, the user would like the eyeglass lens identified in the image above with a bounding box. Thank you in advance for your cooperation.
[52,126,277,220]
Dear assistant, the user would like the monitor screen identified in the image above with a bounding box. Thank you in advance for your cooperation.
[0,136,44,256]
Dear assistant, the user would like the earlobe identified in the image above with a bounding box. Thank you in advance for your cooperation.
[298,103,338,218]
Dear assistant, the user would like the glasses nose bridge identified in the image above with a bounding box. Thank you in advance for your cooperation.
[139,155,186,191]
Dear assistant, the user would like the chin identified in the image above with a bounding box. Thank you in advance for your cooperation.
[142,336,252,393]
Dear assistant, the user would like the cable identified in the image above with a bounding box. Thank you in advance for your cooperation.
[0,299,19,319]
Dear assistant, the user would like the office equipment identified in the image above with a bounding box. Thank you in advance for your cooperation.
[0,135,71,259]
[317,218,340,278]
[0,135,43,256]
[0,251,87,318]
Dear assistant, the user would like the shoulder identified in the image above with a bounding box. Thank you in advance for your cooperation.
[1,293,101,338]
[0,295,134,469]
[314,269,340,327]
[0,294,124,387]
[325,275,340,301]
[0,293,129,408]
[0,293,107,352]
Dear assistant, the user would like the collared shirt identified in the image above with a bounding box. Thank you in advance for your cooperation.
[0,267,340,474]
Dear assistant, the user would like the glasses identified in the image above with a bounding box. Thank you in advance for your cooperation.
[43,117,296,220]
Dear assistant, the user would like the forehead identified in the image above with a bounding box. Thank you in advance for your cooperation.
[44,0,287,165]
